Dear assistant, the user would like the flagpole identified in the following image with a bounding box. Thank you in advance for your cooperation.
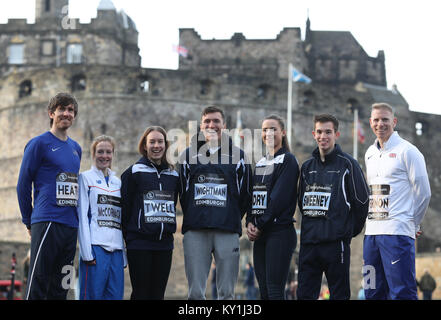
[287,63,293,150]
[353,107,358,160]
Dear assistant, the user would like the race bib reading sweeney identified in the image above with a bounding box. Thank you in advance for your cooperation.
[97,194,122,229]
[252,184,267,215]
[194,173,227,207]
[368,184,390,220]
[56,172,78,206]
[144,190,176,223]
[302,184,332,218]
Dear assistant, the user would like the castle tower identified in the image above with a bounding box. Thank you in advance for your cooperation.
[35,0,69,20]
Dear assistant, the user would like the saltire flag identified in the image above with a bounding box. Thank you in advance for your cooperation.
[173,45,188,58]
[292,67,312,84]
[358,119,365,144]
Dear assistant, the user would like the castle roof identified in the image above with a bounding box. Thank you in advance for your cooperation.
[307,30,368,58]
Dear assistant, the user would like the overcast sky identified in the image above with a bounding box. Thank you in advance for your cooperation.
[1,0,440,115]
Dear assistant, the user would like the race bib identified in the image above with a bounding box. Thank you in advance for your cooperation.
[194,173,227,207]
[368,184,390,220]
[252,184,267,215]
[302,184,331,218]
[144,190,176,223]
[56,172,78,206]
[97,194,122,229]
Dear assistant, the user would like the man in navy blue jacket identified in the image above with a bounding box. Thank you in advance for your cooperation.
[17,93,81,299]
[297,114,369,300]
[179,106,252,300]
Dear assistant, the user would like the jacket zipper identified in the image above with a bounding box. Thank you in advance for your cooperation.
[156,168,164,241]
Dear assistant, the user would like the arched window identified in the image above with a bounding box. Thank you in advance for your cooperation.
[19,80,32,98]
[71,74,86,92]
[303,90,316,104]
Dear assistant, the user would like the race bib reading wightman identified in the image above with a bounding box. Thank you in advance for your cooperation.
[194,173,227,207]
[56,172,79,206]
[252,184,267,215]
[368,184,390,220]
[143,190,176,223]
[302,184,332,218]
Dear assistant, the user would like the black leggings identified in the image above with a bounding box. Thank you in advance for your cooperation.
[127,249,172,300]
[253,225,296,300]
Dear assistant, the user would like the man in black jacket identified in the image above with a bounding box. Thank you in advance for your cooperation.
[297,114,369,300]
[179,106,252,300]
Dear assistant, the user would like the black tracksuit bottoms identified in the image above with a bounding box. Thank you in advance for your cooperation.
[297,239,351,300]
[253,225,296,300]
[25,222,77,300]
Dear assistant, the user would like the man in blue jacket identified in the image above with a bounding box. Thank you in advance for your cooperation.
[179,105,252,300]
[17,93,82,299]
[297,114,369,300]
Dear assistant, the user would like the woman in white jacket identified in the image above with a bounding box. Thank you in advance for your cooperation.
[77,135,125,300]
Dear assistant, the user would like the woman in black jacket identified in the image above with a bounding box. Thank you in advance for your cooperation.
[121,126,179,300]
[246,114,299,300]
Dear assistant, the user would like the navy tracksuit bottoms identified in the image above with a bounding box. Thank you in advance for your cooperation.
[297,239,351,300]
[25,222,77,300]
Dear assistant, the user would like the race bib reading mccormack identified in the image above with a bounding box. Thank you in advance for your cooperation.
[56,172,78,206]
[194,173,227,207]
[368,184,390,220]
[97,194,122,229]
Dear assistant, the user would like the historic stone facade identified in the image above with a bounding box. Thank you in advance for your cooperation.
[1,0,440,299]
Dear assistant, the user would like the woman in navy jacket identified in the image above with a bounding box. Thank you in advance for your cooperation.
[121,126,179,300]
[246,114,299,300]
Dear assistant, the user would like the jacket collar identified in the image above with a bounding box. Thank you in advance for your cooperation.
[91,165,115,178]
[374,131,400,151]
[312,144,342,163]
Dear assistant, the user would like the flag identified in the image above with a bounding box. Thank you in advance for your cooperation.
[173,45,188,58]
[233,110,244,147]
[292,67,312,84]
[358,119,365,144]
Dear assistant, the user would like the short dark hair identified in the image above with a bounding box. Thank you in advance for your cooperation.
[201,105,225,122]
[313,114,339,132]
[47,93,78,127]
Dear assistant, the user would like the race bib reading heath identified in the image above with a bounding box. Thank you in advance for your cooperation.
[143,190,176,223]
[194,173,227,207]
[56,172,78,206]
[368,184,390,220]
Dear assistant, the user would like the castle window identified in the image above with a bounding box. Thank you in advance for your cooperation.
[140,80,149,93]
[416,122,423,136]
[19,80,32,98]
[41,40,55,56]
[67,44,83,64]
[257,84,270,100]
[303,90,316,104]
[8,44,24,64]
[200,79,212,95]
[45,0,51,12]
[71,74,86,92]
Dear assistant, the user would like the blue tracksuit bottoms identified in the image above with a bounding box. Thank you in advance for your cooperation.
[79,245,124,300]
[363,235,417,300]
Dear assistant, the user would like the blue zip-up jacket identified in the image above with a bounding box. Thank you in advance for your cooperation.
[17,131,82,228]
[121,156,179,250]
[178,134,252,236]
[246,147,299,232]
[298,144,369,244]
